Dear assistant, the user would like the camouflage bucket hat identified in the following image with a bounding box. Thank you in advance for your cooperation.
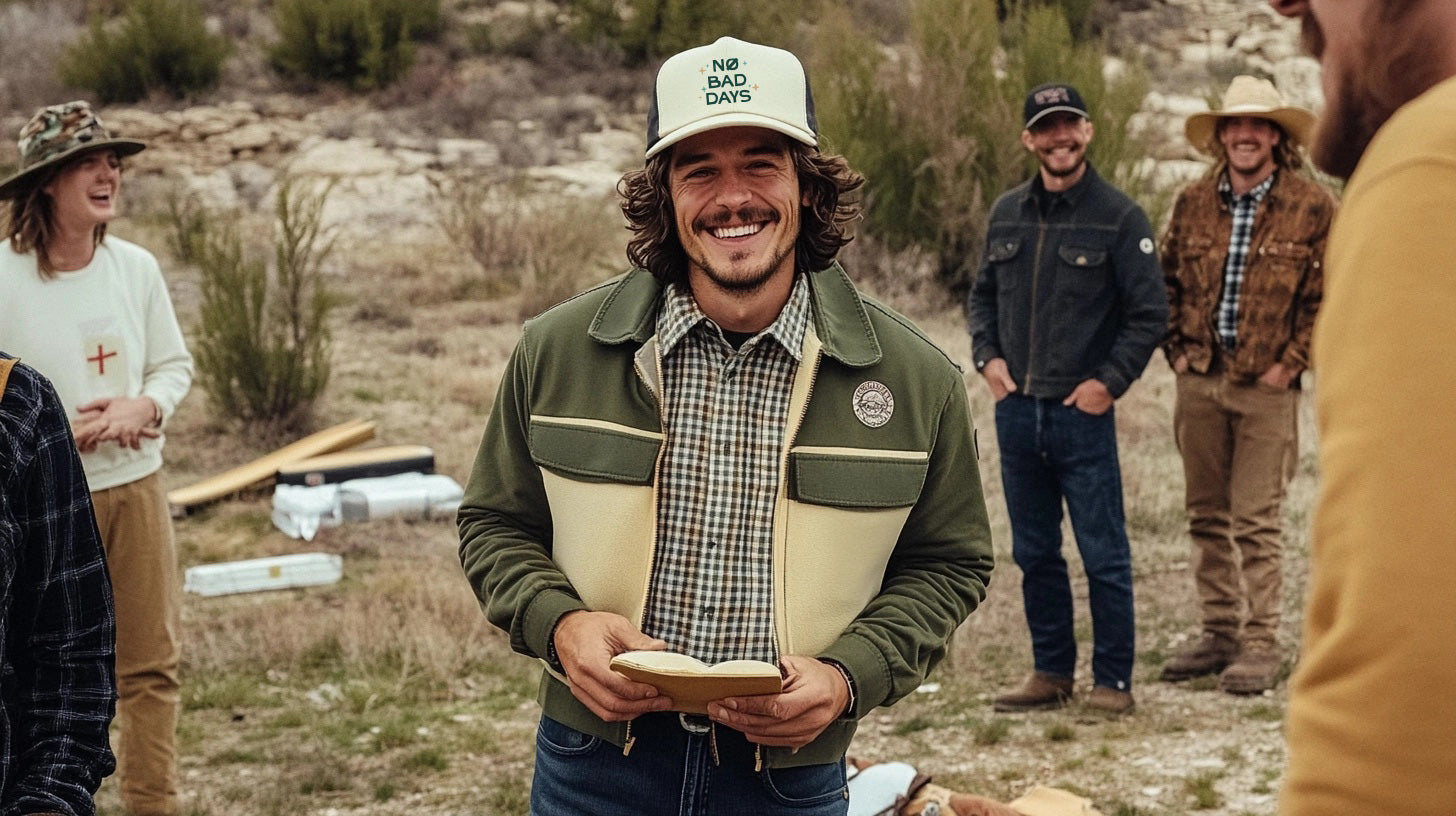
[0,100,146,200]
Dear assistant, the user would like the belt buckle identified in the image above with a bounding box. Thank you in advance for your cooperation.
[678,713,711,734]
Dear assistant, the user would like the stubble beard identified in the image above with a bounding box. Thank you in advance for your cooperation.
[687,206,795,294]
[1305,6,1442,179]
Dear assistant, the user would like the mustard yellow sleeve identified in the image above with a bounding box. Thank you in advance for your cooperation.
[1282,115,1456,814]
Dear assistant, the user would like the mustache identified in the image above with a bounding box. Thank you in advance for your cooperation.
[693,206,780,232]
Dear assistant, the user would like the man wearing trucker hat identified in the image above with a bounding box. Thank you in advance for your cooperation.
[968,83,1166,716]
[458,37,994,815]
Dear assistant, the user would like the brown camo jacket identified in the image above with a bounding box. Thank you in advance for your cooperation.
[1160,169,1337,385]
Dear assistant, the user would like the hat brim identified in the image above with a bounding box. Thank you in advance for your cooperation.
[646,113,816,159]
[1185,107,1316,155]
[0,137,146,200]
[1025,106,1090,130]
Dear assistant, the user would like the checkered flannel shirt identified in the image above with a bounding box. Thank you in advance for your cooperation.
[1216,170,1277,349]
[640,277,810,665]
[0,356,117,816]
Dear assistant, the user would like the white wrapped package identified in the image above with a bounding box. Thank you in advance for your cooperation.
[337,472,463,522]
[184,553,343,597]
[272,483,341,541]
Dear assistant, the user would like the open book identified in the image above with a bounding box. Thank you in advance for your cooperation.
[610,650,783,714]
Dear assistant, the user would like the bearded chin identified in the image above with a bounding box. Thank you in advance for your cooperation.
[1308,3,1441,180]
[1309,83,1378,180]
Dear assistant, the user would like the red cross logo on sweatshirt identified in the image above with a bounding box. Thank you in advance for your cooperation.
[88,344,117,375]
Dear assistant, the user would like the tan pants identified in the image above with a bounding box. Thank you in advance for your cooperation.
[1173,372,1297,646]
[92,471,180,816]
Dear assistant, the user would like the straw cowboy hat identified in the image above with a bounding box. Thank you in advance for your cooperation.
[0,100,145,200]
[1184,75,1316,154]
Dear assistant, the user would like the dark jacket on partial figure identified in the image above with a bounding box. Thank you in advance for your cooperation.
[968,163,1168,400]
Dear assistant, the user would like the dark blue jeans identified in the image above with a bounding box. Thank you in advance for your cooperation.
[994,394,1135,690]
[530,714,849,816]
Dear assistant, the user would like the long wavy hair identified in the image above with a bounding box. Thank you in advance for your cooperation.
[5,159,110,279]
[1210,120,1306,178]
[618,140,865,285]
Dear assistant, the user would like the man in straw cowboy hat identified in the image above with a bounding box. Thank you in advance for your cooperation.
[1,101,192,815]
[1157,76,1335,694]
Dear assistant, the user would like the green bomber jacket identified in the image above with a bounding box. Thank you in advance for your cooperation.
[457,263,995,768]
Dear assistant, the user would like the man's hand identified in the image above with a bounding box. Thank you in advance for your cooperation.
[72,396,161,453]
[979,358,1018,401]
[1062,378,1114,415]
[1258,362,1296,390]
[551,610,674,722]
[1173,355,1190,374]
[706,655,849,749]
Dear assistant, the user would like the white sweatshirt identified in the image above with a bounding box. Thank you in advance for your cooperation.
[1,236,193,490]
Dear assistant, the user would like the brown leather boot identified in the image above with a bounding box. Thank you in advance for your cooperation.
[1084,686,1135,716]
[1160,631,1239,681]
[993,671,1073,712]
[1218,642,1284,694]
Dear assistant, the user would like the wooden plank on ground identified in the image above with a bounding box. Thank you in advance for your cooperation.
[275,443,435,486]
[167,418,376,516]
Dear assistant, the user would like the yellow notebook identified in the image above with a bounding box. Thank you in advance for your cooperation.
[610,651,783,714]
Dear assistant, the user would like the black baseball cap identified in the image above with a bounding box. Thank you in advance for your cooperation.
[1023,83,1089,129]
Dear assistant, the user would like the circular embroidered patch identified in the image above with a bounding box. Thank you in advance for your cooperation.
[853,381,894,428]
[1139,237,1155,254]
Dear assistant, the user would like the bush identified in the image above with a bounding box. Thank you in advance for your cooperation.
[563,0,809,65]
[58,0,228,103]
[811,0,1151,295]
[193,178,336,431]
[431,175,619,317]
[270,0,442,90]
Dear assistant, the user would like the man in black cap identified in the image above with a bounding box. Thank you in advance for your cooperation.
[968,82,1167,715]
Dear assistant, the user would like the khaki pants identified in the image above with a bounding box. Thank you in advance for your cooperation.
[92,471,180,816]
[1173,372,1297,646]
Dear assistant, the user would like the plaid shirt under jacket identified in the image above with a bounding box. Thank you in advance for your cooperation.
[640,278,810,666]
[0,354,116,816]
[1215,171,1276,349]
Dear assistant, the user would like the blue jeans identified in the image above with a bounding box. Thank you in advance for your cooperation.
[530,714,849,816]
[994,394,1135,690]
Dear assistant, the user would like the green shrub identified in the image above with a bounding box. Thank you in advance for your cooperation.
[812,0,1151,295]
[193,179,336,431]
[59,0,228,103]
[270,0,442,90]
[564,0,808,65]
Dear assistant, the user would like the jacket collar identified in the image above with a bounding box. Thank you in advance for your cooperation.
[1019,161,1102,211]
[587,263,883,367]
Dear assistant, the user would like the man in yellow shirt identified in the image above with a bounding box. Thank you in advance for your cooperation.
[1267,1,1456,814]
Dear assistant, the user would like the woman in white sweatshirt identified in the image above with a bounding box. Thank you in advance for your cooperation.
[0,100,192,816]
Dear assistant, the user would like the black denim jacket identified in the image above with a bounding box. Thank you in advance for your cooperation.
[968,163,1168,400]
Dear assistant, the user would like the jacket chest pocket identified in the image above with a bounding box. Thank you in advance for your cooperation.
[788,449,928,508]
[985,238,1024,292]
[528,417,662,485]
[1055,244,1110,299]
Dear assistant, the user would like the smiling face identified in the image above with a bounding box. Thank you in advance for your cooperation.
[1021,112,1094,190]
[668,126,803,297]
[44,148,123,232]
[1218,116,1282,184]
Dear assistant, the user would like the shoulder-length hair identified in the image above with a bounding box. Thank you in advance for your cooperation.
[5,160,110,280]
[617,140,865,285]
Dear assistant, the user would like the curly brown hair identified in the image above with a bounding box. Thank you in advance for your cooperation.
[5,159,110,279]
[618,140,865,285]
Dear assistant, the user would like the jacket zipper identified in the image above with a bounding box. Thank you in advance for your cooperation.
[1025,218,1048,393]
[776,343,822,664]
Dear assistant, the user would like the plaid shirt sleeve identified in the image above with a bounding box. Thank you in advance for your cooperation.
[2,359,117,816]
